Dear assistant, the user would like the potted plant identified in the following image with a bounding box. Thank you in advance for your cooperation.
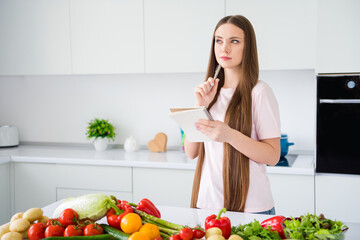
[86,118,116,151]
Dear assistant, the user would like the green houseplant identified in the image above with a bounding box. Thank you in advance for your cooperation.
[86,118,116,151]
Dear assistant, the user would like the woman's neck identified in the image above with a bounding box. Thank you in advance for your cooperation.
[223,66,242,88]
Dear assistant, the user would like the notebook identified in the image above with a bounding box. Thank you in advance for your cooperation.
[169,106,214,142]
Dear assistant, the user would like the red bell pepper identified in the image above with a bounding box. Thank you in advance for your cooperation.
[106,200,134,230]
[260,215,286,239]
[136,198,161,218]
[205,208,231,239]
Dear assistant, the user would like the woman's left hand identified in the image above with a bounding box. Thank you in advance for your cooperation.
[195,119,233,142]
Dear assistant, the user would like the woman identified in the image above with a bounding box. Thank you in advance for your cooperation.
[185,15,281,215]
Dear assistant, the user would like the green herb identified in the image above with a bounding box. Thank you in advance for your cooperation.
[86,118,116,141]
[283,213,348,240]
[231,219,282,240]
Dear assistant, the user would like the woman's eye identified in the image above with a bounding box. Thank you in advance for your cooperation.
[232,40,239,43]
[215,39,222,44]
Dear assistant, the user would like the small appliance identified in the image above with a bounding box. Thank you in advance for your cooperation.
[0,125,19,147]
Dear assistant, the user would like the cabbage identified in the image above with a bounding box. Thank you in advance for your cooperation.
[53,193,116,221]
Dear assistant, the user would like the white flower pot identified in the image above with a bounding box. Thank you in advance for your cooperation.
[93,138,109,151]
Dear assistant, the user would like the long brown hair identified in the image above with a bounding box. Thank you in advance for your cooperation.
[190,15,259,212]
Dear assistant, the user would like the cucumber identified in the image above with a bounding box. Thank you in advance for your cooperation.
[44,234,115,240]
[101,224,130,240]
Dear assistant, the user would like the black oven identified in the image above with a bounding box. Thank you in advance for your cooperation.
[316,74,360,175]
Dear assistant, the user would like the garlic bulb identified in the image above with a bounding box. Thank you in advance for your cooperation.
[124,136,139,152]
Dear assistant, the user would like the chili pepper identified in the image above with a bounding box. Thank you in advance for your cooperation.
[106,201,134,230]
[205,208,231,239]
[136,198,161,218]
[260,215,286,239]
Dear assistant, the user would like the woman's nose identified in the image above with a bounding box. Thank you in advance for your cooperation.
[222,43,230,53]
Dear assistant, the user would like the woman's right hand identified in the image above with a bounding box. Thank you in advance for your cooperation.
[194,77,220,107]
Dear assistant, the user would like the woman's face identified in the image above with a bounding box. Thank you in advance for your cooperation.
[214,23,245,69]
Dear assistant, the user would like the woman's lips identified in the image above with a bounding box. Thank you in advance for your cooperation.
[220,56,231,60]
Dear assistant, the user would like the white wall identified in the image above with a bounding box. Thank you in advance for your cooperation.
[0,69,315,150]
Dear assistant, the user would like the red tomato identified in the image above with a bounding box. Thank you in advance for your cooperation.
[169,234,182,240]
[28,223,45,240]
[154,237,163,240]
[84,224,103,236]
[192,229,205,239]
[44,225,65,237]
[179,228,193,240]
[59,208,79,226]
[45,218,59,228]
[64,225,83,237]
[77,220,94,231]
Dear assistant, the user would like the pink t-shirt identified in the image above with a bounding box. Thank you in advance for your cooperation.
[196,80,281,213]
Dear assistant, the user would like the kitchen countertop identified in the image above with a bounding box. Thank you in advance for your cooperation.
[42,199,359,239]
[0,144,314,175]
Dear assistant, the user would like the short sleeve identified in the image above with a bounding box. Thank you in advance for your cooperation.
[252,82,281,140]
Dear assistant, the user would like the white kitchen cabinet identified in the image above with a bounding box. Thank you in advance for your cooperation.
[133,168,195,207]
[55,164,133,201]
[316,174,360,223]
[0,0,72,75]
[14,163,57,213]
[316,0,360,73]
[268,173,315,216]
[226,0,317,70]
[69,0,144,74]
[144,0,224,73]
[0,160,11,225]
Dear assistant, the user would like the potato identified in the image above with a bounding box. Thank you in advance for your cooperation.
[9,219,30,233]
[205,227,223,239]
[23,208,43,223]
[228,235,244,240]
[1,232,23,240]
[10,213,23,223]
[207,235,225,240]
[0,224,10,238]
[19,229,28,238]
[37,215,49,224]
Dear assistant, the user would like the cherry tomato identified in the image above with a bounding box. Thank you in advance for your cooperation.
[193,229,205,239]
[59,208,79,226]
[28,222,45,240]
[64,225,83,237]
[45,218,59,228]
[45,225,65,237]
[179,228,193,240]
[169,234,182,240]
[84,224,103,236]
[77,220,94,231]
[154,237,163,240]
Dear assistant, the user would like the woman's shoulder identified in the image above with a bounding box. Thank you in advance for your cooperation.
[252,80,273,96]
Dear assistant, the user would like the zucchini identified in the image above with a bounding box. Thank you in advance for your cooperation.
[101,224,130,240]
[44,234,115,240]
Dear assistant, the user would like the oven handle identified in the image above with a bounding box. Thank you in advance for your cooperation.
[320,99,360,104]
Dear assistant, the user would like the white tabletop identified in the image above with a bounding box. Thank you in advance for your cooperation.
[0,144,314,175]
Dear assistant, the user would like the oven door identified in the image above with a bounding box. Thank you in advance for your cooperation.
[317,100,360,175]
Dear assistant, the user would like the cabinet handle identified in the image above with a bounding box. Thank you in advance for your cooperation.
[320,99,360,104]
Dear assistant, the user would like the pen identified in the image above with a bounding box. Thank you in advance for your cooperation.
[209,64,221,91]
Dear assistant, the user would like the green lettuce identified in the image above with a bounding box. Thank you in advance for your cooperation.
[53,193,116,221]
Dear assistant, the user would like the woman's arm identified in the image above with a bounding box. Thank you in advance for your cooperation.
[228,129,280,166]
[195,119,280,166]
[184,137,200,159]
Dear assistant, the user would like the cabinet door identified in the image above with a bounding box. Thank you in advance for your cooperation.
[56,188,133,202]
[226,0,316,70]
[317,0,360,73]
[14,163,57,213]
[133,168,195,207]
[70,0,144,74]
[0,161,11,225]
[316,174,360,223]
[0,0,71,75]
[144,0,224,73]
[268,174,315,216]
